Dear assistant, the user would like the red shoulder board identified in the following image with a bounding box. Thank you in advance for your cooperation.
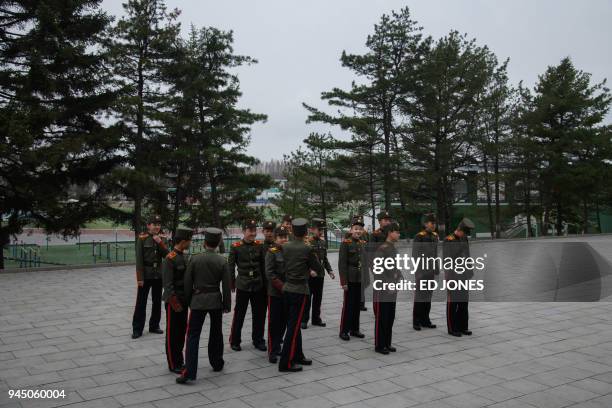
[418,231,426,236]
[432,232,438,237]
[254,240,262,245]
[343,238,352,244]
[231,241,242,248]
[445,234,455,241]
[269,246,279,253]
[167,251,177,260]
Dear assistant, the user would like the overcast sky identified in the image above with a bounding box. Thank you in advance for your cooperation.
[103,0,612,160]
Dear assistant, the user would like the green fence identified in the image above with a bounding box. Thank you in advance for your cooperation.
[2,235,345,270]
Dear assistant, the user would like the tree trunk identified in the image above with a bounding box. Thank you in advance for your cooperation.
[209,172,220,227]
[482,153,495,239]
[595,199,601,233]
[392,135,407,231]
[493,144,501,238]
[524,172,534,237]
[556,198,563,236]
[382,108,392,209]
[368,145,376,232]
[0,217,4,270]
[582,198,588,234]
[318,161,328,247]
[133,58,145,238]
[172,169,182,239]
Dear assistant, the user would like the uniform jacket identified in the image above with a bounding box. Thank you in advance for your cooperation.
[412,230,440,280]
[265,244,286,297]
[282,239,324,295]
[136,233,169,281]
[306,236,332,277]
[442,233,473,281]
[162,249,188,304]
[371,228,387,247]
[373,241,402,300]
[184,249,231,311]
[227,239,265,292]
[338,237,367,285]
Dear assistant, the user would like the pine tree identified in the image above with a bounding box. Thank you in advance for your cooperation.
[106,0,181,236]
[402,31,496,232]
[159,26,270,231]
[528,57,611,235]
[304,7,427,211]
[0,0,121,268]
[273,133,341,229]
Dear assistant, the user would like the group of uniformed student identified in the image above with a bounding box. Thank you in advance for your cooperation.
[131,212,476,383]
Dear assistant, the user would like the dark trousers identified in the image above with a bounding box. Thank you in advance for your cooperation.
[165,303,187,370]
[267,295,286,358]
[413,288,433,326]
[229,288,266,346]
[373,293,396,350]
[304,277,324,323]
[132,278,162,333]
[340,282,361,335]
[360,283,366,309]
[279,292,307,369]
[446,291,469,333]
[182,309,224,380]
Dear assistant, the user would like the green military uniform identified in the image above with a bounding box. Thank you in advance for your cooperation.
[303,218,334,327]
[228,219,266,350]
[444,218,475,337]
[278,218,323,371]
[162,228,192,372]
[412,213,439,330]
[371,210,393,247]
[373,222,402,354]
[338,216,367,339]
[179,228,231,383]
[264,225,289,363]
[132,215,169,338]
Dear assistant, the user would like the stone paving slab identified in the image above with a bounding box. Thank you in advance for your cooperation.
[1,251,611,408]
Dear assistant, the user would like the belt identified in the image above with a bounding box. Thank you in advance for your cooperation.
[194,287,219,294]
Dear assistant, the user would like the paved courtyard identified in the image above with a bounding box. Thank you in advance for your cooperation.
[1,251,612,408]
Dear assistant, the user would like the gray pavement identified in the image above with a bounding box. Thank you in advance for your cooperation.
[1,251,612,408]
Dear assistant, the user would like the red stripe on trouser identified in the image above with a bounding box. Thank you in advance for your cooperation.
[267,296,272,357]
[229,304,238,345]
[339,290,347,335]
[180,309,191,377]
[166,304,174,369]
[447,292,453,333]
[374,294,380,348]
[288,295,307,368]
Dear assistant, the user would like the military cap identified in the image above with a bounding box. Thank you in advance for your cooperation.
[457,218,475,233]
[282,214,293,223]
[422,213,436,224]
[242,219,258,230]
[174,228,193,242]
[274,225,289,236]
[382,221,400,234]
[262,220,276,230]
[377,211,392,221]
[204,227,223,247]
[147,214,162,224]
[351,215,365,227]
[310,218,326,229]
[292,217,308,237]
